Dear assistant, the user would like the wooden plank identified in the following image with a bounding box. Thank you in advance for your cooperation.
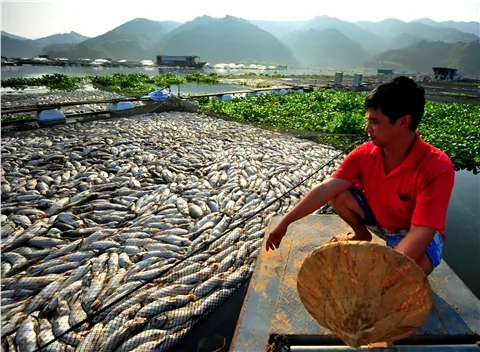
[230,214,480,352]
[1,97,149,115]
[229,216,293,352]
[289,345,480,351]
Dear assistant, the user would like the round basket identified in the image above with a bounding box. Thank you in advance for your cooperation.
[297,241,432,347]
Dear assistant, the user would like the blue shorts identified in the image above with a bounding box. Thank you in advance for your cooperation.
[348,188,444,269]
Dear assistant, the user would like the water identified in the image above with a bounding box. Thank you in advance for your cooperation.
[0,66,268,96]
[0,65,367,80]
[444,169,480,299]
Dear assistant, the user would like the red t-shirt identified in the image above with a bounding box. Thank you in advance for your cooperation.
[331,132,455,241]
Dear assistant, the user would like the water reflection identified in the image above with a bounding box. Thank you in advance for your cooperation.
[444,169,480,299]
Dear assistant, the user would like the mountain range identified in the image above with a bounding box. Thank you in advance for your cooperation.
[1,16,479,75]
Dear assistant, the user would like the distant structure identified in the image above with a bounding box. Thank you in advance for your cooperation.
[352,73,363,89]
[334,72,343,86]
[156,55,207,69]
[376,69,394,84]
[377,69,394,75]
[432,67,458,81]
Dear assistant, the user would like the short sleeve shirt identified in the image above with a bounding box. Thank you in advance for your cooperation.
[331,132,455,241]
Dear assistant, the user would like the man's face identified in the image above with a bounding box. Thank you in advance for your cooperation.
[364,108,410,147]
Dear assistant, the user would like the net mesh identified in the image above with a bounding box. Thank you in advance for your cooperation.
[1,112,362,352]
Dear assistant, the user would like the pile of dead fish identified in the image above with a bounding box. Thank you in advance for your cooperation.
[1,112,344,352]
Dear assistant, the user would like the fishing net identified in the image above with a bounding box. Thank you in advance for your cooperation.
[1,112,364,352]
[297,241,433,348]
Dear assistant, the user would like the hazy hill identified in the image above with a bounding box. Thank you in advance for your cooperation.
[255,17,478,56]
[249,20,305,39]
[2,16,478,73]
[42,18,180,60]
[1,36,43,57]
[1,31,27,40]
[388,33,425,50]
[355,19,478,43]
[156,16,298,65]
[283,28,370,69]
[1,31,90,57]
[366,40,480,76]
[303,16,387,53]
[35,31,90,45]
[413,18,480,36]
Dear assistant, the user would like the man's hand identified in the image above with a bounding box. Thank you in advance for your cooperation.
[265,178,353,252]
[266,221,289,251]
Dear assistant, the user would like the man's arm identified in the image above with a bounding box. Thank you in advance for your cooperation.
[395,224,437,264]
[279,177,353,227]
[266,146,364,251]
[279,146,364,228]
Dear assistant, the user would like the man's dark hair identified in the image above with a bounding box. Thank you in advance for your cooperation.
[364,76,426,131]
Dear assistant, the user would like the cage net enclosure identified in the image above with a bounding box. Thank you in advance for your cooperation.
[1,111,361,351]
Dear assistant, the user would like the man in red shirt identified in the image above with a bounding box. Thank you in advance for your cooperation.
[266,76,455,276]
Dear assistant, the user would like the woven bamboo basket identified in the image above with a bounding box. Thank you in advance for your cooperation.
[297,241,433,347]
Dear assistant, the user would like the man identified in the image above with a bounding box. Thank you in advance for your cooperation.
[266,76,455,276]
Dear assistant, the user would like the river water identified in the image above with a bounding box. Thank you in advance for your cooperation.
[0,65,365,96]
[2,65,479,299]
[444,169,480,298]
[1,65,364,79]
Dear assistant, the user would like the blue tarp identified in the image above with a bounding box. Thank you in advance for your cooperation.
[147,89,176,102]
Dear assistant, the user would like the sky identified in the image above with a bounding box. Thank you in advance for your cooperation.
[2,0,480,39]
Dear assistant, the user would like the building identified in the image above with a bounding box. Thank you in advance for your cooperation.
[156,55,206,69]
[377,69,394,75]
[432,67,458,81]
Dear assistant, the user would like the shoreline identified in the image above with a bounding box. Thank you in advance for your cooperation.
[2,78,480,122]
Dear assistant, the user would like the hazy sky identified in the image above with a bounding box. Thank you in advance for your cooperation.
[2,0,480,39]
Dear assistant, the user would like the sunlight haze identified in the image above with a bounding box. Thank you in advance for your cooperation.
[2,0,479,39]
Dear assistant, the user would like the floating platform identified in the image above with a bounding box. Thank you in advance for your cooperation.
[230,214,480,351]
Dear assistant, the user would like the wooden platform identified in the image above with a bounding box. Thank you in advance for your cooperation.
[230,215,480,351]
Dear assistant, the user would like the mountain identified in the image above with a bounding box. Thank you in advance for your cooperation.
[413,19,480,36]
[2,16,478,72]
[439,21,479,36]
[1,36,43,58]
[303,16,388,54]
[35,31,90,46]
[1,31,27,40]
[388,33,425,50]
[1,31,90,58]
[411,18,444,28]
[283,28,370,69]
[355,19,478,43]
[155,16,298,65]
[249,20,306,39]
[42,18,181,60]
[366,40,480,76]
